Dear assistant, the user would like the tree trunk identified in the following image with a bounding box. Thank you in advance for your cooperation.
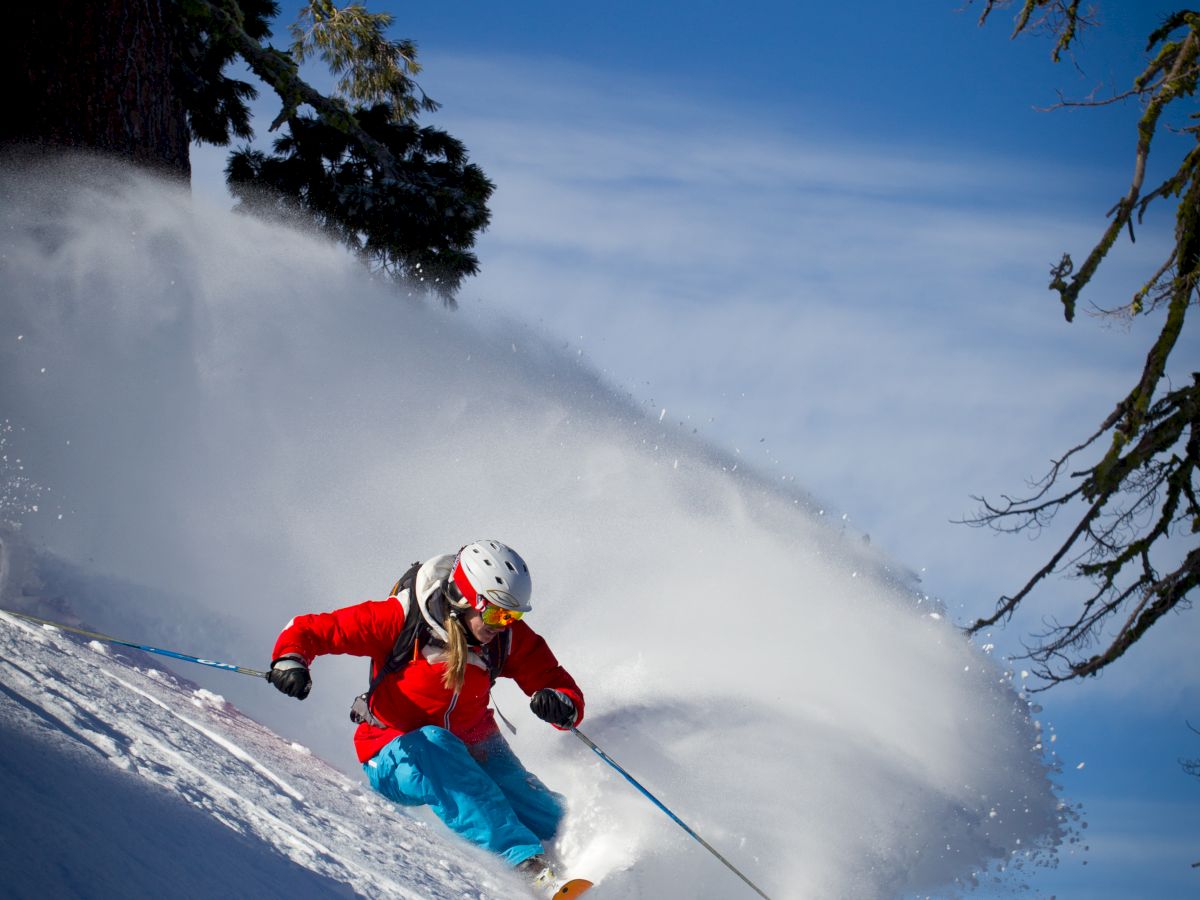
[3,0,191,177]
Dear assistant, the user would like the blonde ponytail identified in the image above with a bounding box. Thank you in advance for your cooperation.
[441,610,468,692]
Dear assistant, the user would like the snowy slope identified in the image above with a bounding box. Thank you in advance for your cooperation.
[0,607,528,899]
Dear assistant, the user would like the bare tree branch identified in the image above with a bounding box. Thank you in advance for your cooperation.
[963,5,1200,686]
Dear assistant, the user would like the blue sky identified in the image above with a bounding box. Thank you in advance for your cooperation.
[190,2,1198,895]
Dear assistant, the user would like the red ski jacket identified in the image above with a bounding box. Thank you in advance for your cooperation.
[272,596,585,763]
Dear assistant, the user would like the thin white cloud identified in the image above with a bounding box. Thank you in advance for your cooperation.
[190,50,1196,689]
[416,54,1197,688]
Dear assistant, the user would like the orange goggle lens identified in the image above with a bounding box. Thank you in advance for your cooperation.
[480,604,523,628]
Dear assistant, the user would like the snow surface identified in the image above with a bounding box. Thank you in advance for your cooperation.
[0,158,1075,898]
[0,608,527,899]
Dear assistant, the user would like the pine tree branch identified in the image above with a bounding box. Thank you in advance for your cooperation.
[195,0,409,189]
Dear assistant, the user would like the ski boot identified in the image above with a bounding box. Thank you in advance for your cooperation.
[517,854,559,894]
[516,854,593,897]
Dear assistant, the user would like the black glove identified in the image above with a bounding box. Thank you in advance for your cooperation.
[269,655,312,700]
[530,689,576,727]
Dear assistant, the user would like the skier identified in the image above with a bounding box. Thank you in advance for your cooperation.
[268,540,584,892]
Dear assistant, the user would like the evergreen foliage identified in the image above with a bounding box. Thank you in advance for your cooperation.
[4,0,492,305]
[226,104,493,303]
[178,0,279,146]
[201,0,492,304]
[288,0,439,120]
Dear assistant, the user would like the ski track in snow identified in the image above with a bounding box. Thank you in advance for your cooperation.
[101,669,306,802]
[0,611,528,899]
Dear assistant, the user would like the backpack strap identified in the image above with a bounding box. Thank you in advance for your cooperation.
[378,561,428,682]
[481,628,511,686]
[350,561,428,727]
[483,630,518,734]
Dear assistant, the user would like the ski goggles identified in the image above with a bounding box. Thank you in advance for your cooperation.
[480,602,523,629]
[445,579,524,628]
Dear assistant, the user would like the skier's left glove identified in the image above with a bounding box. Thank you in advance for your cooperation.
[530,689,576,727]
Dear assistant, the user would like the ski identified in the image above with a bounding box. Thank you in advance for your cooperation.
[551,879,594,898]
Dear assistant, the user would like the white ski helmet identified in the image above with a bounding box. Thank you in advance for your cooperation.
[450,540,533,612]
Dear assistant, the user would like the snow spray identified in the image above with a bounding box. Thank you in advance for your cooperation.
[0,157,1073,897]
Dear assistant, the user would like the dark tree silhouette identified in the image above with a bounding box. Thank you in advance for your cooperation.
[2,0,491,302]
[226,104,492,301]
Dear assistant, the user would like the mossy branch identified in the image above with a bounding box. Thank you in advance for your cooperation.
[1053,27,1198,322]
[967,3,1200,686]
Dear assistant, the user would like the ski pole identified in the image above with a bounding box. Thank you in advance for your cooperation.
[571,727,773,900]
[0,607,269,679]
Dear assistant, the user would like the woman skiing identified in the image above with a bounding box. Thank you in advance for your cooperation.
[267,540,584,891]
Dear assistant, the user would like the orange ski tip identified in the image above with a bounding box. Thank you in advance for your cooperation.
[553,879,594,897]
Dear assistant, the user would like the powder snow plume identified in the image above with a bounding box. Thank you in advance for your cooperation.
[0,157,1070,898]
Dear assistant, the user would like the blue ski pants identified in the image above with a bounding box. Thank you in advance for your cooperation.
[364,726,566,866]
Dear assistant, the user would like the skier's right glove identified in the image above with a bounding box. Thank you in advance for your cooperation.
[269,655,312,700]
[530,688,576,727]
